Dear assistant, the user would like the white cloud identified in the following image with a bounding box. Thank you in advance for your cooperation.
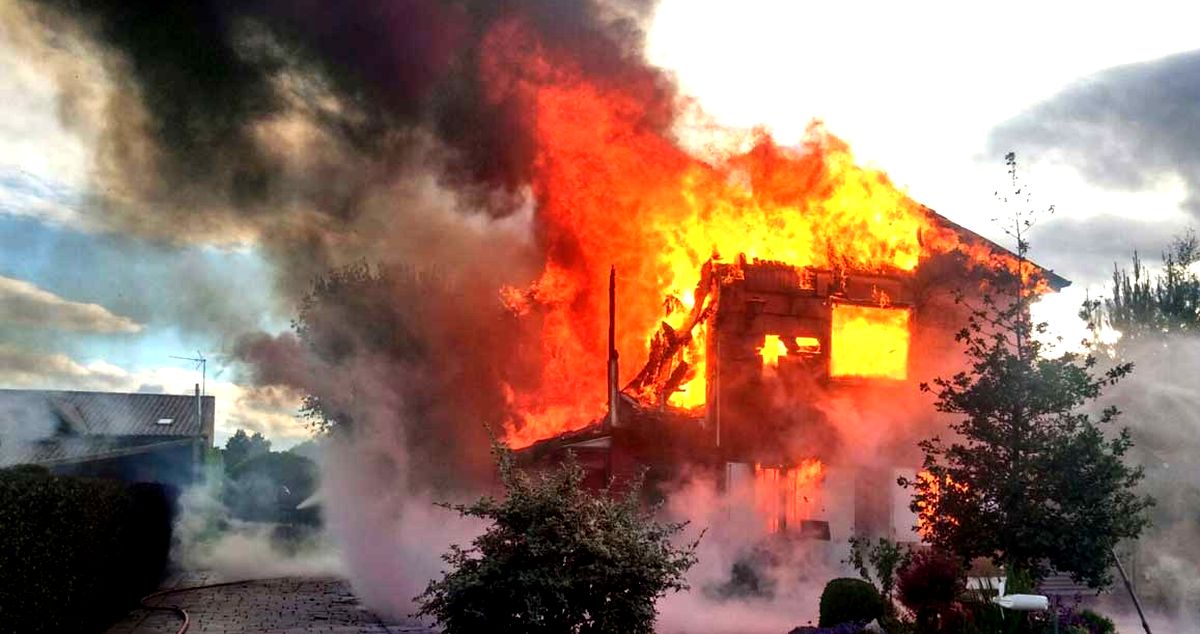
[647,1,1200,340]
[0,274,143,333]
[0,345,311,447]
[0,2,97,191]
[647,1,1200,239]
[0,343,131,390]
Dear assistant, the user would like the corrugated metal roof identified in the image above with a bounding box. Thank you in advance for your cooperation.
[0,389,213,438]
[0,435,198,468]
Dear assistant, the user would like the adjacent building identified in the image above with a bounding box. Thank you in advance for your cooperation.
[0,387,214,489]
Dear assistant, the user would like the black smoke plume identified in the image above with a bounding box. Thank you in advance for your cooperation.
[11,0,673,488]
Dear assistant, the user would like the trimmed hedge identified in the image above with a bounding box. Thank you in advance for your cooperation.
[818,577,884,628]
[0,465,173,634]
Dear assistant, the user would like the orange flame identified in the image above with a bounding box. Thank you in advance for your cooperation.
[488,20,1042,447]
[830,304,911,380]
[915,470,968,538]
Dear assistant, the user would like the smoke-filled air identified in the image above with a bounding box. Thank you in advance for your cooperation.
[1,0,1198,633]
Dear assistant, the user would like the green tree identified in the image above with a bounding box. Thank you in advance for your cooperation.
[414,444,699,633]
[286,260,512,489]
[292,261,434,433]
[904,154,1153,587]
[223,429,271,469]
[1087,228,1199,342]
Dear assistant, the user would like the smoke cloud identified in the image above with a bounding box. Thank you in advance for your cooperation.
[1099,334,1200,630]
[990,49,1200,218]
[3,0,1095,629]
[655,474,853,634]
[318,416,484,620]
[172,478,342,581]
[5,0,678,486]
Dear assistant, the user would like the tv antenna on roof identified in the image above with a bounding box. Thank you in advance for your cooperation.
[170,352,207,396]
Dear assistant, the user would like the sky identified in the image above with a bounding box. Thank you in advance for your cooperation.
[1,1,1197,446]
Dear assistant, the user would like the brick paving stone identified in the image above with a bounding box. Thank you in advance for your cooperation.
[103,576,435,634]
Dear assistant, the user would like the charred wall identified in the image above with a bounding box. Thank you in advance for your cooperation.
[705,259,916,464]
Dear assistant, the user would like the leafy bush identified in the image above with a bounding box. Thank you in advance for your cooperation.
[818,578,884,627]
[1077,609,1116,634]
[0,466,173,634]
[414,445,699,633]
[895,549,965,632]
[846,536,911,610]
[1051,602,1117,634]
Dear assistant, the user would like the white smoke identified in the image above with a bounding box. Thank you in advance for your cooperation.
[656,474,854,633]
[1100,334,1200,630]
[171,463,341,581]
[317,414,484,620]
[0,392,59,465]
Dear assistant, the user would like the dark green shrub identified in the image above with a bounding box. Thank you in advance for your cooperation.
[818,578,884,627]
[1075,609,1116,634]
[125,482,176,592]
[0,466,172,634]
[415,446,699,634]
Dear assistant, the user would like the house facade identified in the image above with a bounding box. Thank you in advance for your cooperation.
[517,211,1068,545]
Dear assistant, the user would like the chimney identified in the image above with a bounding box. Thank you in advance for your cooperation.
[194,383,204,482]
[195,383,202,433]
[607,266,620,428]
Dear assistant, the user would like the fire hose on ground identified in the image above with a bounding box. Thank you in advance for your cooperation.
[133,578,284,634]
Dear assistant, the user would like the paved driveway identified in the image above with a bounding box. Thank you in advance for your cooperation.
[105,573,434,634]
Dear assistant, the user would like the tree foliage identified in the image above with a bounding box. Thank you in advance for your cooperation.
[414,444,699,634]
[293,261,437,432]
[904,154,1153,587]
[846,536,910,610]
[1089,228,1199,341]
[222,428,272,469]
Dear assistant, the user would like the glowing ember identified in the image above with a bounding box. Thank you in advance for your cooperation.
[830,304,911,380]
[759,335,789,367]
[755,460,826,534]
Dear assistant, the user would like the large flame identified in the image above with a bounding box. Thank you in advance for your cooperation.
[830,304,912,380]
[489,20,1035,448]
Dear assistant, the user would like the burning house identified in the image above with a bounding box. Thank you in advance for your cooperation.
[516,210,1066,544]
